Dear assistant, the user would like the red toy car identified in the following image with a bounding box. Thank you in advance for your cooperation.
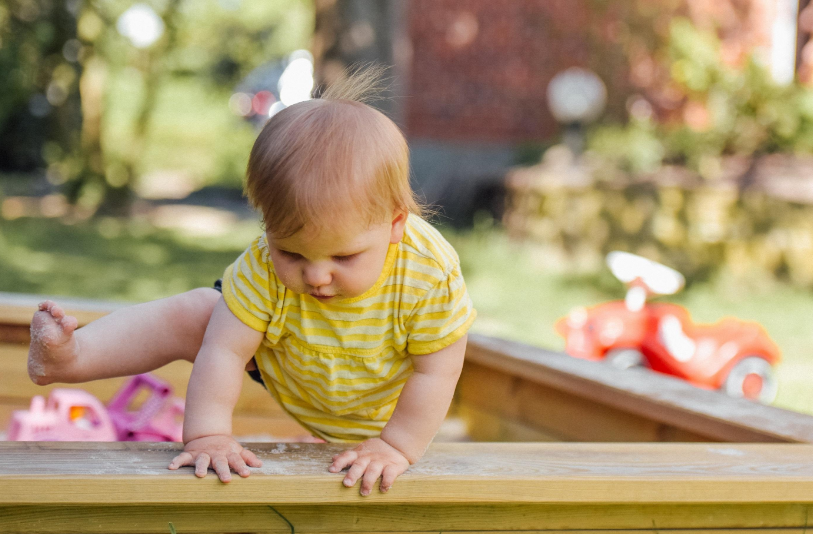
[555,251,781,403]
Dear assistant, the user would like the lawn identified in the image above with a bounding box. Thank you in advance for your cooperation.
[2,214,813,415]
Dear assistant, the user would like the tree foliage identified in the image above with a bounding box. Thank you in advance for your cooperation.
[0,0,82,172]
[1,0,313,213]
[588,17,813,178]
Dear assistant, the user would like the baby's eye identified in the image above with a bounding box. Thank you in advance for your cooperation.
[279,250,302,260]
[333,253,358,262]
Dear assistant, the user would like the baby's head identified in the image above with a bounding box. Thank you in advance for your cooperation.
[245,68,421,301]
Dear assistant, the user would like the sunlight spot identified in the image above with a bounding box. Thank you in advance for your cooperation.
[149,205,238,237]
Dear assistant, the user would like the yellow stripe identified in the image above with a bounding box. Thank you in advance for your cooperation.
[226,217,475,442]
[408,311,477,355]
[274,364,408,395]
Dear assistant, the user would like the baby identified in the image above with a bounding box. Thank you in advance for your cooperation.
[27,68,476,496]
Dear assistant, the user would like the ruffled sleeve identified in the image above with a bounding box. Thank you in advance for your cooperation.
[405,262,476,355]
[221,236,285,342]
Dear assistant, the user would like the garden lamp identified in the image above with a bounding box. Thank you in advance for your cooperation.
[546,67,606,155]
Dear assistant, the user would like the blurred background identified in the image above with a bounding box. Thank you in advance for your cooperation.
[3,0,813,413]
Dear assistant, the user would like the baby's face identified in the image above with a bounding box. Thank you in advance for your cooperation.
[266,213,406,301]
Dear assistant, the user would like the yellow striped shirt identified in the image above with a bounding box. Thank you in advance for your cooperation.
[221,215,476,442]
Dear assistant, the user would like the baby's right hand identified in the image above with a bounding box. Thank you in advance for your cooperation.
[168,434,262,483]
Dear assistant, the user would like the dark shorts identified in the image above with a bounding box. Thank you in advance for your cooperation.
[213,279,266,388]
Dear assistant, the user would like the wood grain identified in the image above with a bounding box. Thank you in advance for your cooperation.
[465,333,813,443]
[1,504,812,533]
[459,359,714,442]
[3,442,813,532]
[3,442,813,505]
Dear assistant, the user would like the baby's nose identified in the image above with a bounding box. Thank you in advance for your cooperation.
[303,264,332,287]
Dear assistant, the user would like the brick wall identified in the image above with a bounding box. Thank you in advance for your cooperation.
[404,0,778,143]
[406,0,611,142]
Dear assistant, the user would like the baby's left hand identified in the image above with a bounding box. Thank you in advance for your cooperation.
[329,438,410,496]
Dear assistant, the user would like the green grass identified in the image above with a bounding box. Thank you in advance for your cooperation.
[2,216,813,415]
[0,215,262,302]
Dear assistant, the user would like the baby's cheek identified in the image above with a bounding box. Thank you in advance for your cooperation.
[345,265,381,296]
[275,267,302,293]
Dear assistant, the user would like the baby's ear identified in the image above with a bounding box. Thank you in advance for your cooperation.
[390,210,408,244]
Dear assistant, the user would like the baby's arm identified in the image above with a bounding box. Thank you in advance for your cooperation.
[330,334,468,495]
[168,297,265,482]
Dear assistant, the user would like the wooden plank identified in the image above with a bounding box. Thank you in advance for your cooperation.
[3,442,813,505]
[1,504,812,533]
[230,412,310,438]
[455,403,562,442]
[243,504,813,531]
[0,343,288,418]
[458,360,713,442]
[0,505,295,534]
[465,334,813,443]
[0,292,122,328]
[1,504,811,534]
[0,324,30,344]
[3,443,813,533]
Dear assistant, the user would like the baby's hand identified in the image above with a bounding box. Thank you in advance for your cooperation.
[168,434,262,483]
[329,438,410,496]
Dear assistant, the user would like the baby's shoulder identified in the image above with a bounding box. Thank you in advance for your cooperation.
[236,234,281,284]
[399,216,461,280]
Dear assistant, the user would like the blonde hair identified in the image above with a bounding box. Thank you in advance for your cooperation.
[245,65,422,238]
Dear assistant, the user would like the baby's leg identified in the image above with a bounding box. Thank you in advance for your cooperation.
[28,288,220,385]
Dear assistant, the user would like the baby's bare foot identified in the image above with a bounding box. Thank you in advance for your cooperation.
[28,300,80,385]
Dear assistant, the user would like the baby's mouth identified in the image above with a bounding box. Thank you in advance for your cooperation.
[309,292,335,301]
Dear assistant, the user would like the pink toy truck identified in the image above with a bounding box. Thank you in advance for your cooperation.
[7,389,117,441]
[106,373,184,442]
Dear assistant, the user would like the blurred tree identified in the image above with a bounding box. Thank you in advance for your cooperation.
[587,16,813,182]
[1,0,313,214]
[69,0,186,214]
[0,1,83,176]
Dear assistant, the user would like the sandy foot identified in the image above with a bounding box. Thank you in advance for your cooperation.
[28,300,80,385]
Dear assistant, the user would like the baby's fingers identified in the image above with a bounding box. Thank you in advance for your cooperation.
[343,457,371,488]
[213,456,232,483]
[380,464,404,493]
[241,447,263,468]
[228,453,251,478]
[194,453,212,478]
[360,461,384,496]
[168,452,194,470]
[329,450,358,473]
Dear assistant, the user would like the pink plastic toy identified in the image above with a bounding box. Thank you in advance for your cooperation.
[7,389,117,441]
[106,373,185,442]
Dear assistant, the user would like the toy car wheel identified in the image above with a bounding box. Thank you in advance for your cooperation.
[604,348,646,370]
[722,356,778,404]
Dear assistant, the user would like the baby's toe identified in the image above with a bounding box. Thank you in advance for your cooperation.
[31,310,57,336]
[60,315,79,334]
[50,305,65,320]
